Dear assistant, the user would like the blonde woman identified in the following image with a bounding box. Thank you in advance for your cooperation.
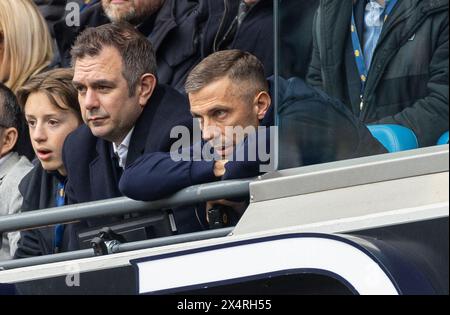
[0,0,54,94]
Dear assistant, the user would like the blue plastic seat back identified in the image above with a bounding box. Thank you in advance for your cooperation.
[437,131,449,145]
[367,124,419,153]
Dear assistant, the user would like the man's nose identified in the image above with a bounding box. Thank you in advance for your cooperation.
[202,120,219,142]
[83,89,100,111]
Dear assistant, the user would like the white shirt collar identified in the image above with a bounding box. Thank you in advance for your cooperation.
[113,127,135,169]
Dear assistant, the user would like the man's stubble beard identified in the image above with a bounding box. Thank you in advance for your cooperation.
[104,1,164,25]
[104,5,138,23]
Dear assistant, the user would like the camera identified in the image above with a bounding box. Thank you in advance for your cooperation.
[207,205,230,229]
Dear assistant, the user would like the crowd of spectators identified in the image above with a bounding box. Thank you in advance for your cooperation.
[0,0,448,260]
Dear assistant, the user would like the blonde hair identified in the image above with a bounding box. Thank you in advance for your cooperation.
[0,0,54,94]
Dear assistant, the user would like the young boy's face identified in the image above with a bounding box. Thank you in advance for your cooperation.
[24,92,81,175]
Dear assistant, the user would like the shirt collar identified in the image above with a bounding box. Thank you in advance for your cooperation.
[113,127,134,151]
[113,127,135,168]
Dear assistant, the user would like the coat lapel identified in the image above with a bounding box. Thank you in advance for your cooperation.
[127,85,165,166]
[89,140,122,201]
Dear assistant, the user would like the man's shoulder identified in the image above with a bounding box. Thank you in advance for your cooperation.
[0,155,33,211]
[63,124,102,161]
[158,84,188,103]
[150,84,190,118]
[65,124,96,144]
[157,0,204,25]
[273,76,321,103]
[9,156,33,178]
[275,76,354,119]
[2,155,33,188]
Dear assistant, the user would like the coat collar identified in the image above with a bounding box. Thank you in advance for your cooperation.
[0,152,20,181]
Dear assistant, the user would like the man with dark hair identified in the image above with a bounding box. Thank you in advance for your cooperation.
[119,50,387,225]
[63,22,200,250]
[0,83,33,260]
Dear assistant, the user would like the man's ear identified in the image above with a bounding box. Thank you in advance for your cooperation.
[138,73,157,107]
[0,127,18,157]
[254,91,271,120]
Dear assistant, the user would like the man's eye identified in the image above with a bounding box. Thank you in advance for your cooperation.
[27,120,36,127]
[215,110,227,118]
[98,86,110,92]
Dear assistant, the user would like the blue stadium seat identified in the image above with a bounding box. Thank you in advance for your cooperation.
[367,124,418,153]
[437,131,449,145]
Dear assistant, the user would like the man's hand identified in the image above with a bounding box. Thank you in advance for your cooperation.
[213,159,228,177]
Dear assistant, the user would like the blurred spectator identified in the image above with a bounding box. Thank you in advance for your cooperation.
[54,0,207,91]
[33,0,66,37]
[278,0,319,79]
[204,0,274,78]
[14,69,82,258]
[0,0,54,160]
[307,0,449,147]
[62,23,201,251]
[119,50,387,224]
[0,83,33,260]
[33,1,100,36]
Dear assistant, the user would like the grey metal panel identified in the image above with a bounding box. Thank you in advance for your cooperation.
[250,145,449,203]
[0,179,250,233]
[234,172,448,235]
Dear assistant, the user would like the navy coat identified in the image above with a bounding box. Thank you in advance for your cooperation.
[119,77,387,202]
[14,164,71,258]
[62,84,203,250]
[203,0,274,78]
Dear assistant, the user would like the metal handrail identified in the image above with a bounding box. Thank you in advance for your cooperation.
[0,227,234,270]
[0,179,251,234]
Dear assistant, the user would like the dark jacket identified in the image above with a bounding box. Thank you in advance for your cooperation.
[34,0,99,37]
[307,0,449,147]
[119,77,387,201]
[203,0,274,78]
[159,0,275,90]
[34,0,67,37]
[53,0,206,92]
[277,0,319,79]
[14,164,71,258]
[152,0,209,92]
[62,84,202,249]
